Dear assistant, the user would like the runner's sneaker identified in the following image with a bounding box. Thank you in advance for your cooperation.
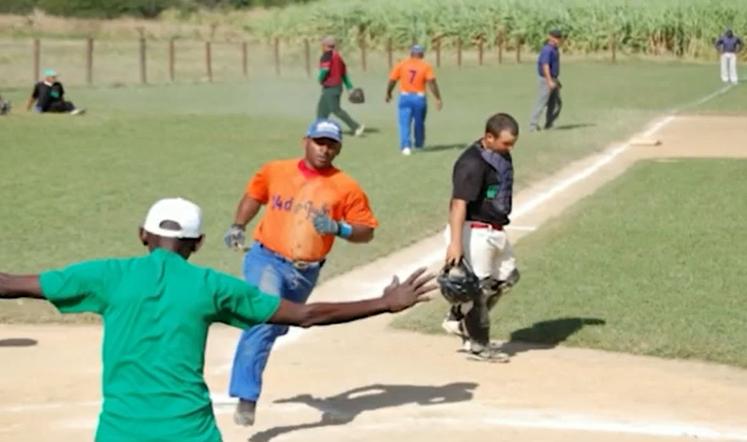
[354,124,365,137]
[233,399,256,426]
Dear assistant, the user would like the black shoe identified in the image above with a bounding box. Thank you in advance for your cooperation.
[233,399,256,426]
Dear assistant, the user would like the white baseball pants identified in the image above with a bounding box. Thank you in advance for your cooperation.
[721,53,739,84]
[445,223,516,281]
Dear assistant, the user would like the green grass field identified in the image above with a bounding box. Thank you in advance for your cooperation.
[0,60,743,322]
[396,159,747,367]
[692,80,747,114]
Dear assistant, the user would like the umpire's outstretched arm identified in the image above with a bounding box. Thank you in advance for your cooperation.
[269,268,435,327]
[0,273,43,299]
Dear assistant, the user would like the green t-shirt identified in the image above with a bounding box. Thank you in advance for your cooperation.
[39,248,281,442]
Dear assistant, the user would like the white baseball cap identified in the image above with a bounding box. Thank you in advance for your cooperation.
[142,197,203,239]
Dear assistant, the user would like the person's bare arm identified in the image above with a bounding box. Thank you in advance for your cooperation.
[386,80,397,102]
[269,268,435,327]
[347,224,374,243]
[233,194,262,228]
[427,79,442,110]
[0,274,44,299]
[543,64,556,89]
[26,96,35,111]
[446,198,467,264]
[224,194,264,250]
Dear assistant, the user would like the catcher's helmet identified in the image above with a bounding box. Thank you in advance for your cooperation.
[437,259,480,304]
[349,87,365,104]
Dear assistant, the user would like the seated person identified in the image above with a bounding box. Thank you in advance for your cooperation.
[26,68,84,115]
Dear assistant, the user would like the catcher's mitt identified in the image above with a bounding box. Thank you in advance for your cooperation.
[348,87,365,104]
[437,259,480,304]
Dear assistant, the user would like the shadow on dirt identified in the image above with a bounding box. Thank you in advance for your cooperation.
[249,382,478,441]
[496,317,606,357]
[0,338,38,347]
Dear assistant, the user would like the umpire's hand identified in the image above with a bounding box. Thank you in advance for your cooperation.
[224,224,246,251]
[381,267,437,313]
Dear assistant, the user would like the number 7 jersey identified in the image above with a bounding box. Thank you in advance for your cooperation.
[389,57,435,94]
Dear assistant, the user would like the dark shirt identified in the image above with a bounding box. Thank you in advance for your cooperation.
[537,43,560,78]
[319,50,346,87]
[31,81,65,112]
[716,35,743,53]
[452,141,514,226]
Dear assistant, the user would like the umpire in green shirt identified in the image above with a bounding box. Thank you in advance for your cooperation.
[0,197,434,441]
[317,36,365,136]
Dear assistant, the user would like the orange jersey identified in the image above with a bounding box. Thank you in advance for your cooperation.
[245,158,378,262]
[389,58,435,94]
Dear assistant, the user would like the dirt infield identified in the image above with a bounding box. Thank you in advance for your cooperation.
[2,115,747,442]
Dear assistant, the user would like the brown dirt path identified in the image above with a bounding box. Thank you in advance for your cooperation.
[2,116,747,442]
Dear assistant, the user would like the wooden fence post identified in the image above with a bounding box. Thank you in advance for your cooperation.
[387,38,393,68]
[435,38,441,67]
[169,38,175,82]
[205,41,212,82]
[610,33,617,63]
[457,37,462,68]
[360,37,367,72]
[496,33,503,64]
[241,41,248,77]
[477,37,484,66]
[515,35,522,64]
[33,38,40,81]
[304,38,311,77]
[139,37,147,84]
[85,37,93,84]
[273,37,280,76]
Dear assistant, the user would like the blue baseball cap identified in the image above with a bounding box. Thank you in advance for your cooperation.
[43,68,58,77]
[306,119,343,143]
[411,44,425,54]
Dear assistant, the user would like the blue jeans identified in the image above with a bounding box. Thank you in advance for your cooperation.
[228,242,322,401]
[398,94,427,149]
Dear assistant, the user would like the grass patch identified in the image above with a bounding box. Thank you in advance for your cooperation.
[0,61,742,322]
[396,159,747,367]
[693,81,747,114]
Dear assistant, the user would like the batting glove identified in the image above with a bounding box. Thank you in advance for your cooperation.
[313,213,353,238]
[224,224,246,250]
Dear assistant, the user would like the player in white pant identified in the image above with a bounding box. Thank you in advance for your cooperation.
[443,113,521,361]
[716,29,743,84]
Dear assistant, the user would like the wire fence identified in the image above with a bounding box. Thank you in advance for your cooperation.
[0,34,658,90]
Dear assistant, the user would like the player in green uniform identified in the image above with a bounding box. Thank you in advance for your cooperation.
[0,197,434,441]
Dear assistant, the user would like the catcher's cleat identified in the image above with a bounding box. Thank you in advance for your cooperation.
[467,347,510,363]
[441,318,464,337]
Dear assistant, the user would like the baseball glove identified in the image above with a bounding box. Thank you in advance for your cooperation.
[348,88,365,104]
